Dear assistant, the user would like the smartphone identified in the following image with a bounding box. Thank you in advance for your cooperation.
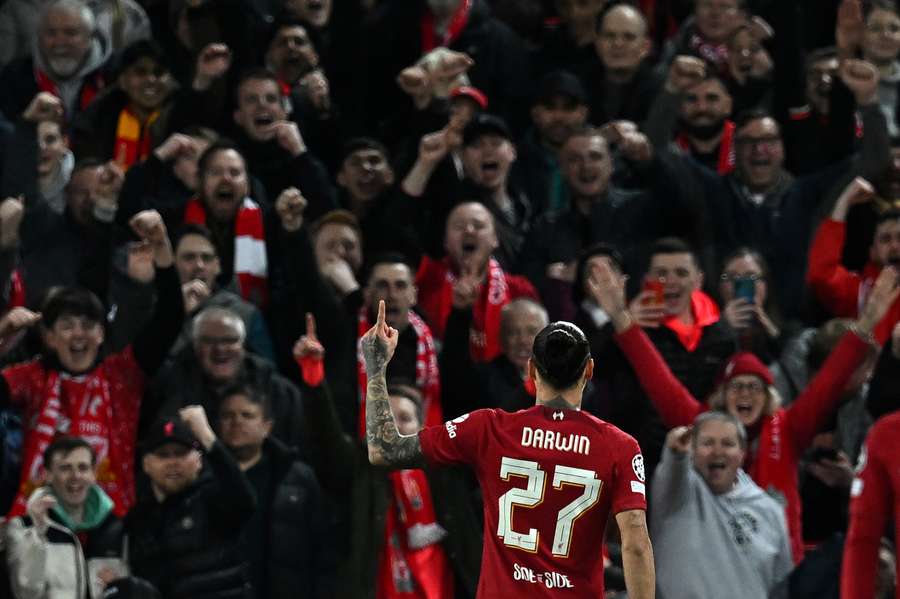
[642,279,664,305]
[733,276,756,304]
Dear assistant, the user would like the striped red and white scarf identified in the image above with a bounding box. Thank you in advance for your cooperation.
[184,197,268,308]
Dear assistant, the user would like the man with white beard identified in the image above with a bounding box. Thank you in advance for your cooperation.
[0,0,111,124]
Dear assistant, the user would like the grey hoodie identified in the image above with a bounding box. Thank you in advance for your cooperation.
[651,447,793,599]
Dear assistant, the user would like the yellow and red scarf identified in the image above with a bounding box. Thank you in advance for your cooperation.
[113,107,159,171]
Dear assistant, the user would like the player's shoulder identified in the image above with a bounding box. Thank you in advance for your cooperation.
[871,411,900,434]
[579,411,640,444]
[867,412,900,448]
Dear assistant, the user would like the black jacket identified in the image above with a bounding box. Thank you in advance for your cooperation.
[126,442,256,599]
[244,437,336,599]
[610,319,737,481]
[0,120,114,306]
[356,0,532,134]
[439,307,532,419]
[302,383,483,599]
[146,351,305,449]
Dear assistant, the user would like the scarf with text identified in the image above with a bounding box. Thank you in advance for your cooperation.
[184,197,268,308]
[419,256,509,363]
[11,369,129,518]
[113,107,159,170]
[357,309,442,438]
[378,468,454,599]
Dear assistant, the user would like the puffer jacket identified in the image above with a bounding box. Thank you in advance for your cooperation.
[125,442,256,599]
[5,486,126,599]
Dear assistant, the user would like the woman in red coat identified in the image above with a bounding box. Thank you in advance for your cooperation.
[587,260,900,564]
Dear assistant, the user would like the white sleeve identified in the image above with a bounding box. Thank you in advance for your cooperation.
[5,517,49,599]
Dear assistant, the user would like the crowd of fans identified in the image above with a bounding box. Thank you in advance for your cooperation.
[0,0,897,596]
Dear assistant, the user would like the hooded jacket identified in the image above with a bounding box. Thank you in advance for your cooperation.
[6,485,126,599]
[651,448,792,599]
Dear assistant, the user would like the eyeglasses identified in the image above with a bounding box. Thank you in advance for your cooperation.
[726,380,765,394]
[866,23,900,35]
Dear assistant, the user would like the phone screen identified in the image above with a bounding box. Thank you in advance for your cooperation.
[733,277,756,304]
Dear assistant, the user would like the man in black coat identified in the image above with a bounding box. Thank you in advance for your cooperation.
[144,305,305,448]
[127,407,256,599]
[218,383,335,599]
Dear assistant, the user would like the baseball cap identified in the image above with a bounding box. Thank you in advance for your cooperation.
[141,419,199,455]
[463,113,512,146]
[535,70,587,107]
[719,352,774,387]
[450,85,489,110]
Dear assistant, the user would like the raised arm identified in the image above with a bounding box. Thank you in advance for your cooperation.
[805,177,872,316]
[786,266,900,451]
[589,260,704,427]
[362,300,424,468]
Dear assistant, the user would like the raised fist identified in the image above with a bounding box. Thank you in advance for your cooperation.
[193,44,232,90]
[23,93,63,123]
[665,56,706,94]
[275,187,307,232]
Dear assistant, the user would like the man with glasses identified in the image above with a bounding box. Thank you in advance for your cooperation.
[664,59,891,317]
[145,305,305,448]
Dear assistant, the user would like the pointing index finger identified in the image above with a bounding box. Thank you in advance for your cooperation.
[305,312,317,339]
[376,299,386,327]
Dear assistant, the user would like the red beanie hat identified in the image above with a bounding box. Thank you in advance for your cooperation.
[720,352,774,386]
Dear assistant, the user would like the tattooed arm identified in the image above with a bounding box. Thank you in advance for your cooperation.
[363,300,425,468]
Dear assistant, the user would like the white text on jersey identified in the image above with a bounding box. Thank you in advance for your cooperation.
[521,427,590,455]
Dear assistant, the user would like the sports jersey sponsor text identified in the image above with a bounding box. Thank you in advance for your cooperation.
[520,426,590,455]
[512,563,574,589]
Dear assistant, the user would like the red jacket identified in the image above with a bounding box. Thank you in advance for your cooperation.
[842,411,900,599]
[807,218,900,344]
[615,324,872,563]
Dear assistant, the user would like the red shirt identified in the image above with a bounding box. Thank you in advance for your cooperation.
[419,405,646,598]
[842,412,900,599]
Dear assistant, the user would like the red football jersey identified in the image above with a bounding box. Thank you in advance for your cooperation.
[842,411,900,599]
[419,405,647,598]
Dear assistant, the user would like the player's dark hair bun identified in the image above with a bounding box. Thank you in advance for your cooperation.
[532,322,590,390]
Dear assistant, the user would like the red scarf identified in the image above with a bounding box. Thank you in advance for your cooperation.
[420,0,472,52]
[675,119,735,175]
[11,368,129,518]
[378,469,454,599]
[113,107,159,171]
[184,197,268,308]
[357,310,442,438]
[662,290,720,352]
[749,410,803,562]
[35,68,102,118]
[416,256,510,363]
